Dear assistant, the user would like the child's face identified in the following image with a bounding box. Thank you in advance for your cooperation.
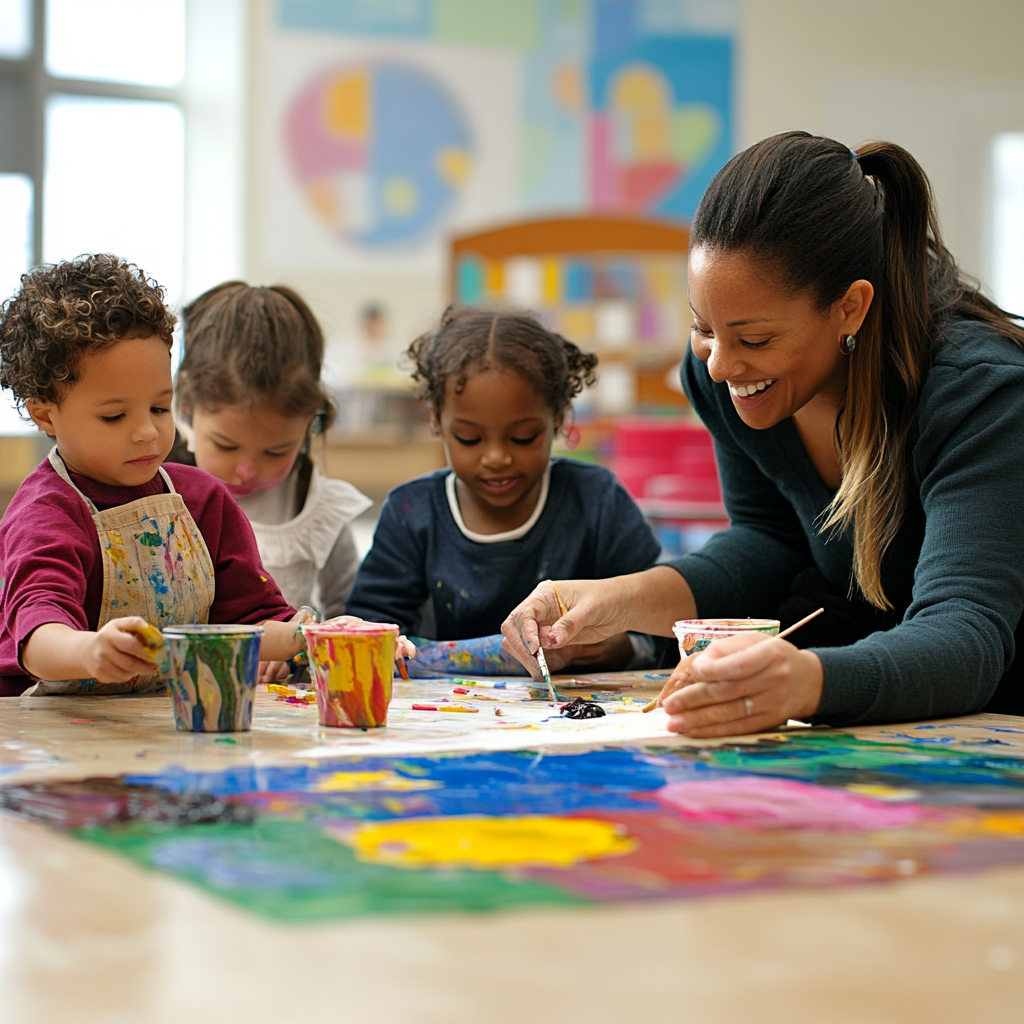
[438,366,558,513]
[26,335,174,487]
[190,404,311,497]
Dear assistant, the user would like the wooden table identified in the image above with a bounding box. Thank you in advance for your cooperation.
[2,681,1023,1023]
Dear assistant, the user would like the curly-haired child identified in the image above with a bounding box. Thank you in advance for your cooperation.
[0,256,314,695]
[345,306,665,672]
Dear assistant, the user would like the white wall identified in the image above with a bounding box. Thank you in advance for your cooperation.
[741,0,1024,284]
[240,0,1024,343]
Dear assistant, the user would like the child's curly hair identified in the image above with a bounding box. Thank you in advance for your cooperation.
[407,306,598,426]
[0,254,175,408]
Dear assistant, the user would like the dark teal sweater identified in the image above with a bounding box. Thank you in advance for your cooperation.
[672,321,1024,725]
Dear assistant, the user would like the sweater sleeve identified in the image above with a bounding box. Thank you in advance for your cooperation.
[0,498,97,670]
[811,357,1024,725]
[664,347,812,617]
[344,490,430,633]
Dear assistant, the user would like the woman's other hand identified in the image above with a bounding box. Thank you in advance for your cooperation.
[662,632,823,737]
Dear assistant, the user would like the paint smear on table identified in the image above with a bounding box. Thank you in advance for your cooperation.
[4,732,1024,921]
[405,635,529,678]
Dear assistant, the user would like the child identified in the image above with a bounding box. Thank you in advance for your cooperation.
[0,256,307,696]
[168,282,371,619]
[344,306,665,672]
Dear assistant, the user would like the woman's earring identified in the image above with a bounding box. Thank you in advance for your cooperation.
[839,334,857,355]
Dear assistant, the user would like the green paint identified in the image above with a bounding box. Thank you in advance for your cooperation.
[137,532,164,548]
[214,738,237,745]
[77,819,583,922]
[198,636,240,728]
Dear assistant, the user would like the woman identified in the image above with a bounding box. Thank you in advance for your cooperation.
[501,131,1024,737]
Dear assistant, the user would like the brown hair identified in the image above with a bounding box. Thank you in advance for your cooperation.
[0,253,175,407]
[407,305,598,428]
[176,281,335,432]
[692,131,1024,609]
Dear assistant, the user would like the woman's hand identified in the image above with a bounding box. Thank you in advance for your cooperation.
[501,578,634,674]
[501,567,696,677]
[540,632,634,674]
[662,632,823,737]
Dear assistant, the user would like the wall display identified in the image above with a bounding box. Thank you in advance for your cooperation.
[259,0,736,272]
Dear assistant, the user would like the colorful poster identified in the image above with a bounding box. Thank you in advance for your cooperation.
[262,0,736,269]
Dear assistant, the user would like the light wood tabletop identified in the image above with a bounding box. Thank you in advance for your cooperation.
[1,682,1023,1024]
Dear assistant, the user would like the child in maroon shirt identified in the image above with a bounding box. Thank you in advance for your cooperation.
[0,255,304,695]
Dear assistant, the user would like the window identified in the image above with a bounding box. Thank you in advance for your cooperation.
[0,0,186,433]
[992,132,1024,318]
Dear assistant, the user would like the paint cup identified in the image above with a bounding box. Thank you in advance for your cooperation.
[163,624,264,733]
[303,621,399,728]
[671,618,780,661]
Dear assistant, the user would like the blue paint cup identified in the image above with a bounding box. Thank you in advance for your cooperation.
[163,624,264,732]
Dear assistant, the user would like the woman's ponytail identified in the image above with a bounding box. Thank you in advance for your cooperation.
[823,143,938,608]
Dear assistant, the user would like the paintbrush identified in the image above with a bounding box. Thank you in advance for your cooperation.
[550,580,568,618]
[535,646,557,703]
[641,606,825,713]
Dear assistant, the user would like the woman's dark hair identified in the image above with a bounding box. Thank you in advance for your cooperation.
[407,305,598,427]
[0,253,175,407]
[176,281,335,427]
[692,131,1024,609]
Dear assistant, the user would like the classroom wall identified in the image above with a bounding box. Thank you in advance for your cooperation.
[242,0,1024,347]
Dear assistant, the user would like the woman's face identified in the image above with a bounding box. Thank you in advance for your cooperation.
[687,246,872,430]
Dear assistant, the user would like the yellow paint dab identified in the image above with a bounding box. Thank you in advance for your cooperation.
[351,815,635,870]
[847,784,921,802]
[313,770,439,793]
[435,146,471,185]
[979,813,1024,836]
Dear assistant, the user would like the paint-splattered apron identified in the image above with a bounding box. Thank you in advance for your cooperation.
[27,449,216,695]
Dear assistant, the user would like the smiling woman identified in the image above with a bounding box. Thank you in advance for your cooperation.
[502,131,1024,736]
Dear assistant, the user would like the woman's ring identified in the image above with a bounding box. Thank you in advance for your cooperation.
[743,697,754,717]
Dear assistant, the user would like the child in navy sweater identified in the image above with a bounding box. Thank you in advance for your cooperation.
[345,306,663,672]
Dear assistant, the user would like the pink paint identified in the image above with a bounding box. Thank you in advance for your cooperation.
[656,777,926,831]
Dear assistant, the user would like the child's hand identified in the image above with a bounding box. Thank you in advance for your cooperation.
[84,617,162,682]
[319,616,418,660]
[259,607,317,684]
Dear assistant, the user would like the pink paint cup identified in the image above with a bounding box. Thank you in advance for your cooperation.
[303,621,399,728]
[672,618,780,661]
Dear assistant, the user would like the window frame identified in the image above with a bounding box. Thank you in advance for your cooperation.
[0,0,184,267]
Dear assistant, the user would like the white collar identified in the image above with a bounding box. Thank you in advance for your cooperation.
[445,465,551,543]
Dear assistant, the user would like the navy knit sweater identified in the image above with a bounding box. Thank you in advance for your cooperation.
[671,321,1024,725]
[346,458,662,639]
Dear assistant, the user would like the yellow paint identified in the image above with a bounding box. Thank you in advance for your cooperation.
[351,815,635,870]
[324,71,368,140]
[484,260,504,299]
[313,770,438,793]
[847,784,921,802]
[381,175,419,217]
[979,813,1024,836]
[435,146,471,185]
[541,258,561,303]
